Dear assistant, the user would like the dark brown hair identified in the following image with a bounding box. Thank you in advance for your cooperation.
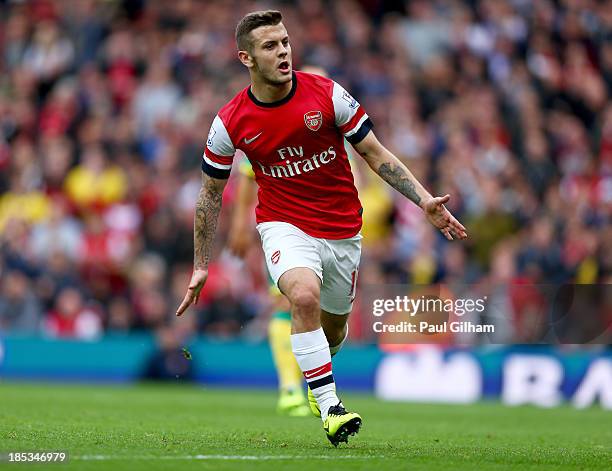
[235,10,283,51]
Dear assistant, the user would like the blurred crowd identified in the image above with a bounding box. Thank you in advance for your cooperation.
[0,0,610,344]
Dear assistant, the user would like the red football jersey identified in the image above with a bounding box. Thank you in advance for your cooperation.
[203,71,373,239]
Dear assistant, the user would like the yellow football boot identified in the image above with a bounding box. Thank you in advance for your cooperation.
[323,403,362,446]
[307,386,321,418]
[277,389,310,417]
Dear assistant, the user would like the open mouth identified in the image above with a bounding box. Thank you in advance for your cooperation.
[278,61,290,73]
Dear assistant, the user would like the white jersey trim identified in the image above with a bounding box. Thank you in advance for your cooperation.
[206,115,235,157]
[344,114,369,137]
[332,81,360,128]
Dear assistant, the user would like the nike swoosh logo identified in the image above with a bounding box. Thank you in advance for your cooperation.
[244,132,262,144]
[304,367,326,379]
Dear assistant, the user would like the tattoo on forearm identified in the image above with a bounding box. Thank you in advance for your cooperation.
[194,177,223,269]
[377,162,421,206]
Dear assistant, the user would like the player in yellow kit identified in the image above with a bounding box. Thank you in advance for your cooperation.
[228,154,310,416]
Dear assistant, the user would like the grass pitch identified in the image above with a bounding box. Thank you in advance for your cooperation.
[0,382,610,470]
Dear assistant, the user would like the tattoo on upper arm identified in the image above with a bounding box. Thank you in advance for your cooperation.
[194,176,223,269]
[378,162,421,206]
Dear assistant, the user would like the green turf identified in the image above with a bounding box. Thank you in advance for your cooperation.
[0,382,610,470]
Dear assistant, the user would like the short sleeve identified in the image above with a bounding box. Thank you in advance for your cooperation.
[332,81,373,145]
[202,115,235,179]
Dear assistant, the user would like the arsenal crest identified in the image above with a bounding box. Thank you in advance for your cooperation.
[304,111,322,131]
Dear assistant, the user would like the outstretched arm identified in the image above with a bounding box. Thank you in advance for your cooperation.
[176,172,228,316]
[354,131,467,240]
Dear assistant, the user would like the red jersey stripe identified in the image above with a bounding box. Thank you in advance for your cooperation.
[204,147,233,167]
[340,106,367,135]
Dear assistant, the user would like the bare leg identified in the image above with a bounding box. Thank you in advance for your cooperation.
[280,267,341,419]
[278,267,322,333]
[321,310,348,349]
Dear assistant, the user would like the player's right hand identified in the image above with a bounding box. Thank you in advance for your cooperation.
[176,268,208,316]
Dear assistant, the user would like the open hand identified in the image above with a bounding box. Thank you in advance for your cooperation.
[422,195,468,241]
[176,268,208,316]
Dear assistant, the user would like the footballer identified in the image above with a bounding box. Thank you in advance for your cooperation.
[176,10,467,446]
[229,153,310,417]
[227,64,363,419]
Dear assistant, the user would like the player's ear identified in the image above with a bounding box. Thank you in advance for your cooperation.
[238,50,254,68]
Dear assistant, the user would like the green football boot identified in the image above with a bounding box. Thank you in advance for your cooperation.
[307,386,321,418]
[277,389,310,417]
[323,403,362,446]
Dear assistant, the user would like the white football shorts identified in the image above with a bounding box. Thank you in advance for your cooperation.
[256,221,362,315]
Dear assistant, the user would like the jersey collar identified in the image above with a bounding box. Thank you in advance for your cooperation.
[248,72,297,108]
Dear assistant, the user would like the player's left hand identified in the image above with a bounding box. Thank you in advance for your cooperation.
[422,194,468,241]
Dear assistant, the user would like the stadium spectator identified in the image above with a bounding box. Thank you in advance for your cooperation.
[0,0,609,343]
[0,269,42,333]
[44,285,102,339]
